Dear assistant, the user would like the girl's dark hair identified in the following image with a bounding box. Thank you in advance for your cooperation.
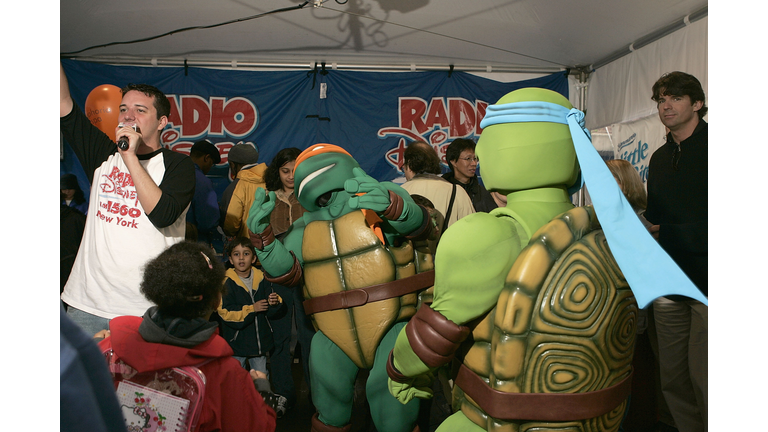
[265,147,302,191]
[225,237,255,258]
[140,241,226,319]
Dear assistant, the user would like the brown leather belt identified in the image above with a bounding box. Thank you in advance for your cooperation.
[303,270,435,315]
[455,363,632,421]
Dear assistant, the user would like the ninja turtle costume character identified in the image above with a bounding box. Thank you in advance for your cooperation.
[386,88,708,432]
[246,144,437,432]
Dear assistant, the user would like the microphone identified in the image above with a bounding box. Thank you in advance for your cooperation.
[117,137,129,151]
[117,123,136,151]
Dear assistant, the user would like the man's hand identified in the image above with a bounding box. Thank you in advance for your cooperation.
[246,188,275,235]
[115,123,142,154]
[60,62,74,117]
[345,167,391,213]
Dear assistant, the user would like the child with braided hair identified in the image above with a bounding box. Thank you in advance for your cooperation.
[98,241,277,432]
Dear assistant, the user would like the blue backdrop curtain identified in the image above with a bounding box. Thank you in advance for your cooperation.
[60,59,568,199]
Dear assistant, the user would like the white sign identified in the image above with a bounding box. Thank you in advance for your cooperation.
[611,115,667,185]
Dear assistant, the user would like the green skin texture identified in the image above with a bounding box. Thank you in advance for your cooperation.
[388,88,580,432]
[246,150,425,431]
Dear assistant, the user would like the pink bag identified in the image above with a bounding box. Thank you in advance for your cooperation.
[103,348,207,432]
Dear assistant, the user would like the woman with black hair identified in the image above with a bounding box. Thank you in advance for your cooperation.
[98,241,277,432]
[263,147,315,413]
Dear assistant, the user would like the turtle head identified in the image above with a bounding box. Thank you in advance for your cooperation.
[476,88,580,194]
[294,143,360,214]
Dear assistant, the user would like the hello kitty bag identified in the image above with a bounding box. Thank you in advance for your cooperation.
[103,348,207,432]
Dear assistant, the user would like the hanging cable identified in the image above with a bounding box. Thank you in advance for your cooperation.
[61,2,310,56]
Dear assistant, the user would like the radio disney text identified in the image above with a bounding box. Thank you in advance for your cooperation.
[97,166,143,229]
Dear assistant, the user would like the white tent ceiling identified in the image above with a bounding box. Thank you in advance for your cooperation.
[61,0,707,73]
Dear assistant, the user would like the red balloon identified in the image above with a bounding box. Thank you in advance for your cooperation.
[84,84,122,140]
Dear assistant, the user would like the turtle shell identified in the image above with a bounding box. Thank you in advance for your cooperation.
[455,206,637,432]
[302,210,434,369]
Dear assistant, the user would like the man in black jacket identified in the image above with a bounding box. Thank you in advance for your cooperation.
[442,138,497,213]
[645,71,708,432]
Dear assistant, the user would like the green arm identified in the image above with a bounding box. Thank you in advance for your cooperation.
[246,187,301,277]
[344,167,424,236]
[389,212,524,403]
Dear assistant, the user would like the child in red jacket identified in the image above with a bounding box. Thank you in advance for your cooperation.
[98,241,277,432]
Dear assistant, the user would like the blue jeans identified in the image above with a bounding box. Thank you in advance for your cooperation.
[66,306,111,336]
[234,355,268,376]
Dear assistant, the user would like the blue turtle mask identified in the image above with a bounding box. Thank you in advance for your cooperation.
[481,100,707,308]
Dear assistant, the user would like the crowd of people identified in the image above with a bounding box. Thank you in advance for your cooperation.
[60,63,707,432]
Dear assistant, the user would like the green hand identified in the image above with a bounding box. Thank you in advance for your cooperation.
[387,372,434,404]
[246,188,275,235]
[344,167,391,213]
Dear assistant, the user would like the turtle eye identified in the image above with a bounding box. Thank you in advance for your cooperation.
[297,163,335,200]
[316,189,342,207]
[317,191,332,207]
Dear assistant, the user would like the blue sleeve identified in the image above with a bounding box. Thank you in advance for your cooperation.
[191,169,221,232]
[60,307,127,432]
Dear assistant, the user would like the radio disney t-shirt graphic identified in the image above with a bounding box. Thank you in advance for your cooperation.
[60,100,195,320]
[97,166,142,229]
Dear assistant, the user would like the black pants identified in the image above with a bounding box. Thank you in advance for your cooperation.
[269,283,316,406]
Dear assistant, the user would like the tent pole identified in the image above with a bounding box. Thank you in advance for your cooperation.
[590,6,707,70]
[60,55,564,75]
[575,68,591,207]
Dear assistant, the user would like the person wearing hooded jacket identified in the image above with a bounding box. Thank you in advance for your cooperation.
[216,237,285,373]
[98,241,277,432]
[220,143,268,239]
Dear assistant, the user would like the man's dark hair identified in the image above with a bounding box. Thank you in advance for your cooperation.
[445,138,476,172]
[122,83,172,119]
[189,148,207,160]
[404,141,441,175]
[140,241,226,319]
[265,147,302,191]
[651,71,707,119]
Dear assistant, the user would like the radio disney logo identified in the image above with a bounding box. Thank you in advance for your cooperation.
[616,132,651,183]
[97,166,142,229]
[164,94,259,140]
[159,94,260,176]
[379,96,490,169]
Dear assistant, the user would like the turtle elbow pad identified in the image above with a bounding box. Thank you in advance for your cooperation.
[380,190,405,220]
[405,304,471,368]
[263,252,303,287]
[404,205,433,242]
[249,224,275,251]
